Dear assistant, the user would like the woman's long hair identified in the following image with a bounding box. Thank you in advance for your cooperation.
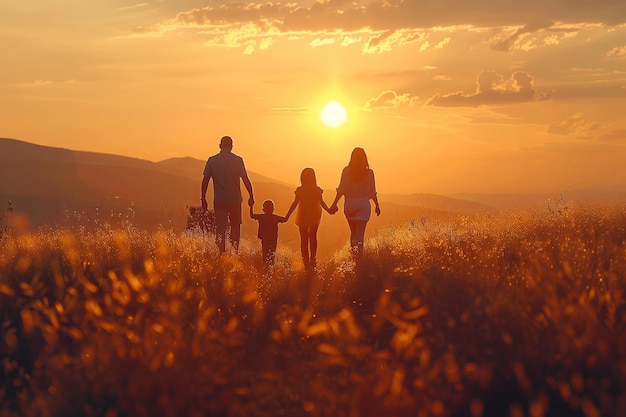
[300,167,318,189]
[347,147,369,181]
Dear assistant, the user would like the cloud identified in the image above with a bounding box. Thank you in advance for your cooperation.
[20,80,54,87]
[426,71,554,107]
[17,80,77,87]
[435,37,451,49]
[490,21,582,52]
[138,0,626,53]
[546,114,626,145]
[546,113,602,138]
[361,29,426,54]
[161,1,626,32]
[115,3,149,12]
[341,35,362,47]
[598,129,626,142]
[606,45,626,57]
[268,106,309,114]
[364,90,419,111]
[491,20,552,52]
[310,37,336,48]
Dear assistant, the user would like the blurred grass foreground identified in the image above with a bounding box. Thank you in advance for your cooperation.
[1,203,626,417]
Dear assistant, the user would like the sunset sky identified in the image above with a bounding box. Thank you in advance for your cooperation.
[1,0,626,195]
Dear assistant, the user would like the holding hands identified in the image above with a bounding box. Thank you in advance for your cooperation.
[328,204,339,215]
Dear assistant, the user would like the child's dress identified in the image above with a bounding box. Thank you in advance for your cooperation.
[295,186,323,228]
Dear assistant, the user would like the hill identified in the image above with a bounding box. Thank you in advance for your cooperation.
[454,189,626,210]
[380,193,491,214]
[1,138,489,255]
[157,156,294,188]
[0,138,197,231]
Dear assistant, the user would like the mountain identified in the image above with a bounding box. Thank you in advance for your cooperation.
[453,188,626,210]
[0,138,491,255]
[0,138,198,231]
[380,193,491,214]
[157,157,294,187]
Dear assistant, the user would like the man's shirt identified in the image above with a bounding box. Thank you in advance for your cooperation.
[203,150,248,204]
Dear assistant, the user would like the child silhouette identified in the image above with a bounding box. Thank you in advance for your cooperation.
[285,168,332,272]
[250,199,287,267]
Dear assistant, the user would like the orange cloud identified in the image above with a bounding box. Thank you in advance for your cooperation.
[138,0,626,53]
[598,129,626,142]
[426,71,554,107]
[547,114,626,143]
[164,0,626,32]
[547,113,602,138]
[364,90,419,111]
[491,21,551,52]
[17,80,77,88]
[361,30,426,54]
[606,45,626,57]
[268,106,310,114]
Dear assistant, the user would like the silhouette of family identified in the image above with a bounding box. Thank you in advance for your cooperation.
[201,135,381,271]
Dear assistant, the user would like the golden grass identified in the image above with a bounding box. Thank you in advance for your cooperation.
[1,203,625,417]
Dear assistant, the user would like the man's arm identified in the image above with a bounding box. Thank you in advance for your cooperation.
[241,171,254,207]
[201,175,210,211]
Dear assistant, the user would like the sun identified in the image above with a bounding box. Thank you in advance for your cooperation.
[320,101,348,128]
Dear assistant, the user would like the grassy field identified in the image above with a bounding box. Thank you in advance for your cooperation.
[1,203,625,417]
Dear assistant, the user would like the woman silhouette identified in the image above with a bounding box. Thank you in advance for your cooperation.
[329,147,381,258]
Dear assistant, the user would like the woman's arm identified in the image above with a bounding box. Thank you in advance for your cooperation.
[328,190,342,214]
[370,169,380,216]
[329,167,348,214]
[372,194,381,216]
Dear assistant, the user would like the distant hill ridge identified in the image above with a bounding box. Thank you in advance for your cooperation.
[4,137,621,254]
[0,137,491,216]
[0,138,483,254]
[157,156,294,187]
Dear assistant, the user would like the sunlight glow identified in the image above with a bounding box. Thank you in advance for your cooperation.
[320,101,348,128]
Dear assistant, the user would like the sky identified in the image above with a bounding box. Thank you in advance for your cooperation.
[1,0,626,195]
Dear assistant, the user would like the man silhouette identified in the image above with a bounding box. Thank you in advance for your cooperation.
[201,136,254,253]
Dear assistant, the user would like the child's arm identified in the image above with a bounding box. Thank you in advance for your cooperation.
[284,196,299,221]
[249,204,259,220]
[319,194,332,214]
[328,190,342,214]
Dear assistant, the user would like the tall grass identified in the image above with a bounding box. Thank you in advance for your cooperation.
[1,203,625,417]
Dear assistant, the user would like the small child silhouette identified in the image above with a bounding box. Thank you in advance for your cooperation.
[285,167,332,272]
[250,199,287,267]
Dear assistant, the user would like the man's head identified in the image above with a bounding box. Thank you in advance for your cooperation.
[219,136,233,151]
[262,199,275,214]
